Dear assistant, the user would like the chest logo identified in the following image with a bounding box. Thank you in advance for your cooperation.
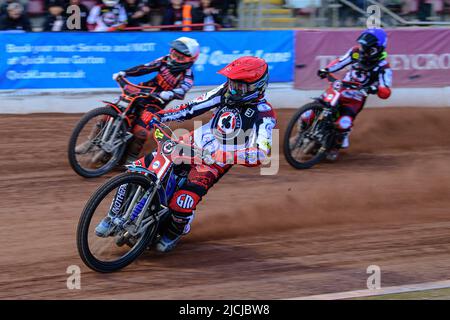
[217,112,236,134]
[213,108,242,140]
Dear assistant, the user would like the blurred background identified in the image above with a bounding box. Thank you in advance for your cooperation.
[1,0,450,32]
[1,0,450,301]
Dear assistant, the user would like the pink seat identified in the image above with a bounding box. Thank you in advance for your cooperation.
[81,0,99,10]
[28,0,45,16]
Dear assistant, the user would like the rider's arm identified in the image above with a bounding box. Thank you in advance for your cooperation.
[157,84,225,122]
[327,47,358,73]
[377,62,393,99]
[123,57,164,77]
[216,102,277,167]
[171,68,194,100]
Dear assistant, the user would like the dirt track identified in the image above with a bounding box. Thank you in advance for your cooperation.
[1,107,450,299]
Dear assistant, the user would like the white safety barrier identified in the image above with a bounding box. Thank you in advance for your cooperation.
[0,84,449,114]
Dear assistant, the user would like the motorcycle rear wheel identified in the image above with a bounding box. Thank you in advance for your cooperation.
[68,106,129,178]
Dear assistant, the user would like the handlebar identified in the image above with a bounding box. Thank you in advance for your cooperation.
[116,76,165,104]
[150,120,215,165]
[326,73,363,90]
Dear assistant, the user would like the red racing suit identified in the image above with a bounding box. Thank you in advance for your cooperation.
[137,84,277,237]
[326,46,393,131]
[123,55,195,141]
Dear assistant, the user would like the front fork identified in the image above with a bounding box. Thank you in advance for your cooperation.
[100,111,133,154]
[108,176,167,238]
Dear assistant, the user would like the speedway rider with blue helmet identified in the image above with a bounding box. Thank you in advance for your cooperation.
[315,28,393,159]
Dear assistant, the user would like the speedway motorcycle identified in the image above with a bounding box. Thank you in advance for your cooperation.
[283,73,368,169]
[68,76,165,178]
[77,119,208,272]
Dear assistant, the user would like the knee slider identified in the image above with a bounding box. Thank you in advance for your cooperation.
[132,124,151,140]
[300,110,315,123]
[169,190,201,214]
[336,116,353,130]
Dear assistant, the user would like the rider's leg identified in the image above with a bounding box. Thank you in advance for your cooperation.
[125,104,162,163]
[300,109,316,129]
[327,93,365,160]
[156,163,231,253]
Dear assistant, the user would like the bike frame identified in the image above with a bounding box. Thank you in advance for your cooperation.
[96,77,165,156]
[116,122,188,236]
[320,73,364,109]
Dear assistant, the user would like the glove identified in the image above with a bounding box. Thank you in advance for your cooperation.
[365,85,378,94]
[141,111,160,128]
[159,91,175,101]
[317,68,329,79]
[112,71,126,81]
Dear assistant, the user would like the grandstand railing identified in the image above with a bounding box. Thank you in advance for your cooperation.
[364,0,450,26]
[123,23,222,31]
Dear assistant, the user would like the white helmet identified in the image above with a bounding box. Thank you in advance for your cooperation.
[103,0,120,6]
[167,37,200,72]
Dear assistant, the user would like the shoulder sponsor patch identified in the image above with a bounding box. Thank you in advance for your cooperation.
[257,103,272,112]
[352,52,360,60]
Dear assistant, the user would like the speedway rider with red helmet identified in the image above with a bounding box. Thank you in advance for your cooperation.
[315,28,393,159]
[111,37,200,161]
[133,56,276,252]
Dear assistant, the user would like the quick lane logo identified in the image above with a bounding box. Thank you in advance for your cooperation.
[112,184,127,215]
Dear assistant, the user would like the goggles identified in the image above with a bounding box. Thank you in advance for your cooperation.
[169,48,194,64]
[228,79,262,96]
[359,44,379,58]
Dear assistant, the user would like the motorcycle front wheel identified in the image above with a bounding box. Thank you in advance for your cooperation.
[77,173,161,273]
[283,102,328,169]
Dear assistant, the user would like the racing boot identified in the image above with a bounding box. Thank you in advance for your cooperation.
[326,149,339,161]
[75,141,92,154]
[156,211,195,253]
[95,216,114,237]
[326,130,351,161]
[76,121,103,154]
[95,184,129,237]
[340,130,351,149]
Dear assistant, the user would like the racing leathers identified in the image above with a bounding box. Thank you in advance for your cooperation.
[322,46,393,143]
[136,84,277,239]
[122,55,195,159]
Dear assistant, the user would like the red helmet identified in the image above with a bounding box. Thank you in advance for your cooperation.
[218,56,269,105]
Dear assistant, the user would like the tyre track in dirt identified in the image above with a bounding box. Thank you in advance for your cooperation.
[0,107,449,299]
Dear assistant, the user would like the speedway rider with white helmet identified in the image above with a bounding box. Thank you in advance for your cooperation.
[112,37,200,162]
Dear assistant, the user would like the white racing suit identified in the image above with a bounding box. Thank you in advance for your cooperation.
[137,84,277,238]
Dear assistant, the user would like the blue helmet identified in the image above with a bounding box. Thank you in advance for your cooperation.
[356,28,388,69]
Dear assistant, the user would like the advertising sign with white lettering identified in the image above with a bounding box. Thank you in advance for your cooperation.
[0,31,294,90]
[294,29,450,89]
